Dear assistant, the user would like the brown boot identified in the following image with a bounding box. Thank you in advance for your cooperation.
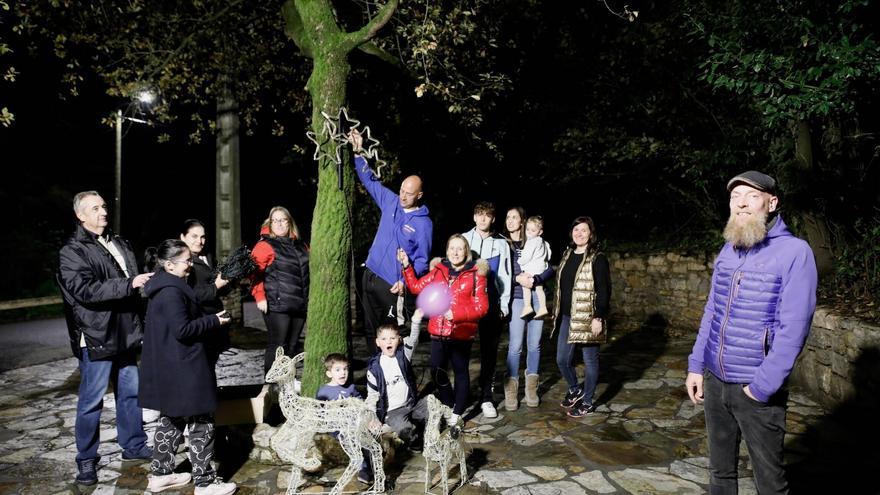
[524,374,540,407]
[503,377,519,411]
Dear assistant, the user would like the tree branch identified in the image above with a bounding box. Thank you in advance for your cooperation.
[344,0,399,50]
[282,0,313,59]
[356,41,415,76]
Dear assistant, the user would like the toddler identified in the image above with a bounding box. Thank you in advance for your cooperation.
[519,216,552,318]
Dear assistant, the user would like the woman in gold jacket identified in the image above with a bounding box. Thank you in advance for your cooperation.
[552,216,611,418]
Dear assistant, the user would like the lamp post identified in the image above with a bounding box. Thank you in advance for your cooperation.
[113,89,156,234]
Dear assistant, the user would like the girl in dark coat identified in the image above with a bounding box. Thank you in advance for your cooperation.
[140,240,236,495]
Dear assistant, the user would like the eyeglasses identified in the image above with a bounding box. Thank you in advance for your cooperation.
[271,219,290,225]
[170,259,193,266]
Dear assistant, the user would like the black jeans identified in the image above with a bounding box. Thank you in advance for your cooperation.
[361,268,399,356]
[151,414,216,487]
[429,338,473,415]
[703,372,789,495]
[477,310,502,402]
[263,311,305,373]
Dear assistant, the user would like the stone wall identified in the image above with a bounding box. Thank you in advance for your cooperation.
[608,251,713,336]
[791,308,880,409]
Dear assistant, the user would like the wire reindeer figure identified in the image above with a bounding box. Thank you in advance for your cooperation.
[422,395,468,495]
[265,349,386,494]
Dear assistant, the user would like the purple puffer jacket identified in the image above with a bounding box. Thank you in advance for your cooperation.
[688,215,817,403]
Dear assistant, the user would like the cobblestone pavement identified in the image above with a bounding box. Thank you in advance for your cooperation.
[0,322,872,494]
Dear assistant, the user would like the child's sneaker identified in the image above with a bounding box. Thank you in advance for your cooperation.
[560,387,583,409]
[520,305,535,319]
[567,400,597,418]
[357,469,374,485]
[147,473,192,493]
[533,306,549,319]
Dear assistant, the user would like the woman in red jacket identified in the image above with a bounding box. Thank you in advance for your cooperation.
[250,206,310,374]
[398,234,489,428]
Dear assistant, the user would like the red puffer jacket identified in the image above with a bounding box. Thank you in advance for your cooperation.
[403,258,489,341]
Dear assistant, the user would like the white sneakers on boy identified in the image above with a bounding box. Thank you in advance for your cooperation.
[481,401,498,418]
[147,473,192,493]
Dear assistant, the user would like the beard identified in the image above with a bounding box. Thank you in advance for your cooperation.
[723,211,768,249]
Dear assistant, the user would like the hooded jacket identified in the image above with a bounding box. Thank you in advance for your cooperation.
[56,224,144,360]
[461,228,512,317]
[355,155,433,284]
[140,270,221,417]
[402,258,489,340]
[687,215,817,403]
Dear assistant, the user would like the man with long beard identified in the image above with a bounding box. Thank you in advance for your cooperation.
[685,171,817,494]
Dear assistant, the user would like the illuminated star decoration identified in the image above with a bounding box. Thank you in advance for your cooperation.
[305,106,387,178]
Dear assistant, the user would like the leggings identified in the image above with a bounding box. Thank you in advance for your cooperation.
[263,311,306,373]
[429,337,473,415]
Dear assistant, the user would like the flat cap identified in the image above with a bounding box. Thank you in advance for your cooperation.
[727,170,777,194]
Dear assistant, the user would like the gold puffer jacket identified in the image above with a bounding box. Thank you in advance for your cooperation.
[551,249,607,344]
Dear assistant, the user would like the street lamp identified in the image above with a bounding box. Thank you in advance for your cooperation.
[113,89,156,234]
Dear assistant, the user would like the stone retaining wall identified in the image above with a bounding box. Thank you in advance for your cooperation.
[608,251,714,336]
[791,307,880,409]
[607,251,880,409]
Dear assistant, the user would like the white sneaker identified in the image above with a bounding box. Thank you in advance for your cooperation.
[143,408,161,424]
[195,480,237,495]
[147,473,192,493]
[481,401,498,418]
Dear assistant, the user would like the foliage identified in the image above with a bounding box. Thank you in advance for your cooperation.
[693,0,880,127]
[0,0,14,126]
[12,1,512,147]
[383,0,512,151]
[822,217,880,321]
[14,0,309,142]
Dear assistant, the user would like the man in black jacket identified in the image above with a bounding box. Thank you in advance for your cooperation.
[56,191,154,485]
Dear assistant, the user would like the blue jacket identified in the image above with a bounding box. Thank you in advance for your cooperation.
[365,347,417,422]
[461,229,512,317]
[688,216,817,403]
[355,156,432,285]
[316,383,361,401]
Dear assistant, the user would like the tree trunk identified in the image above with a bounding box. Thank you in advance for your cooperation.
[291,1,352,396]
[792,120,834,276]
[283,0,398,395]
[216,95,243,322]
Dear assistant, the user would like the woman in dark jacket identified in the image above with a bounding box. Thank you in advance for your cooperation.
[250,206,310,373]
[552,216,611,419]
[140,240,236,495]
[180,219,231,362]
[180,219,229,314]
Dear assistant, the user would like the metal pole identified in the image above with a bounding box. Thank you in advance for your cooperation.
[114,109,122,234]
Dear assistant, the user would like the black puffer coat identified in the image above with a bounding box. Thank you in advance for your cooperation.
[140,270,221,417]
[262,236,309,314]
[56,224,144,360]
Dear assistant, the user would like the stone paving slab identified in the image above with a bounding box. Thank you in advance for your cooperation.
[0,324,874,494]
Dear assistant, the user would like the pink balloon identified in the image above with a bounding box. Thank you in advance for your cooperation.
[416,282,451,317]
